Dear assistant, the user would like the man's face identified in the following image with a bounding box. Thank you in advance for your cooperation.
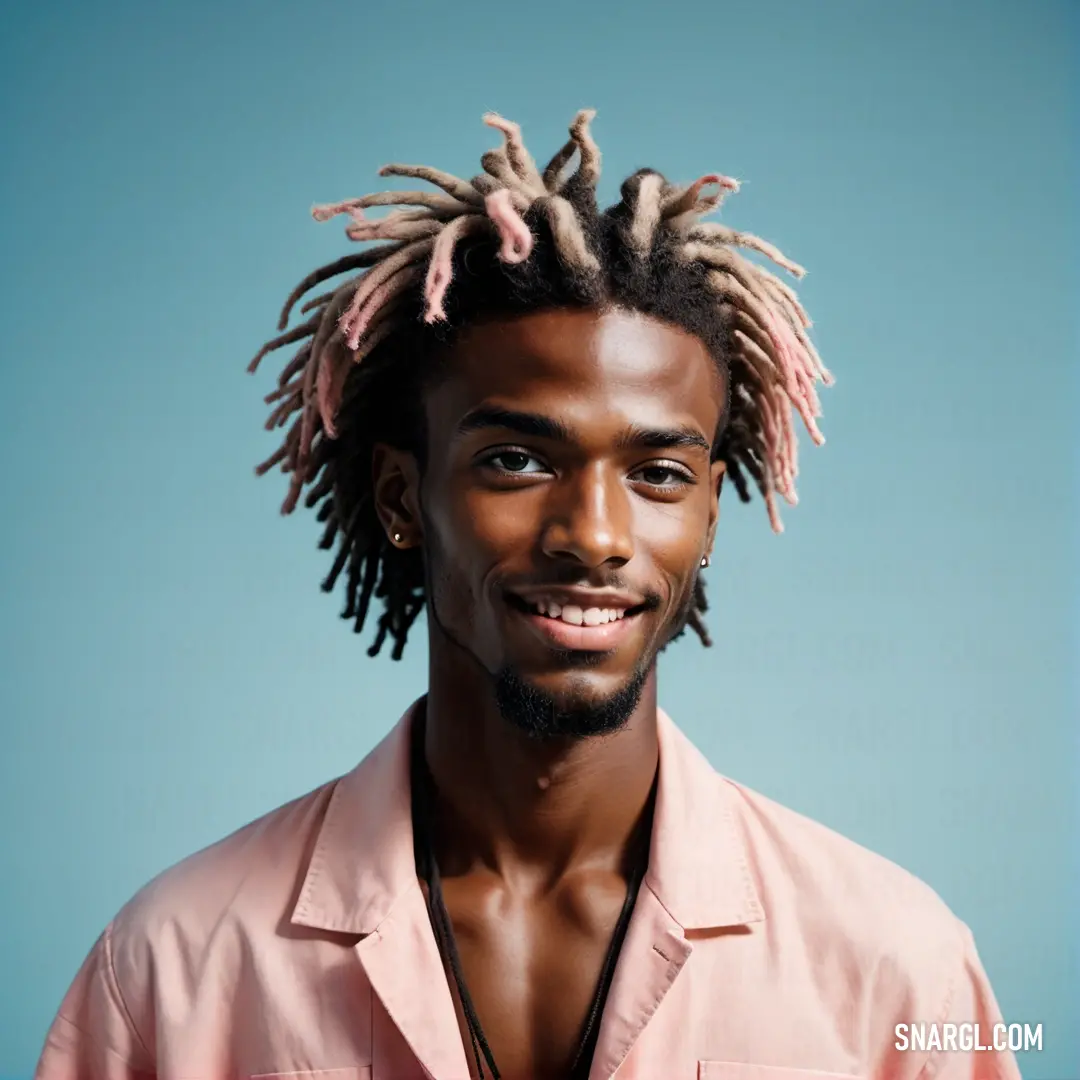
[379,306,726,736]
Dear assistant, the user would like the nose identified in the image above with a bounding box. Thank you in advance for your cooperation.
[540,462,635,568]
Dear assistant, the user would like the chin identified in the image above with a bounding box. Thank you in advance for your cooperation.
[526,664,622,702]
[493,662,650,741]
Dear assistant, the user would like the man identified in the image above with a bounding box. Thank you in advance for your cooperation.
[37,111,1020,1079]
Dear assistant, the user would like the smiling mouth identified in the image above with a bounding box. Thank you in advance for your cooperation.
[503,592,648,653]
[504,593,646,626]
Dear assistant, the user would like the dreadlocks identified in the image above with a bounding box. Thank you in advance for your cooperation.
[247,110,834,660]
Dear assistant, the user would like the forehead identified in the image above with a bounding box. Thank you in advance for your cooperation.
[426,306,724,438]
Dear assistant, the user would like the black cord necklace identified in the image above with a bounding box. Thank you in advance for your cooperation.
[410,712,656,1080]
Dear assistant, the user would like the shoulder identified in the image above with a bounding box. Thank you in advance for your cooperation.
[720,777,1016,1074]
[727,777,956,920]
[107,775,341,997]
[660,713,968,973]
[39,777,346,1070]
[722,775,972,1013]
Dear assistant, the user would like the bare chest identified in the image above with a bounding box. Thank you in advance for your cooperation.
[435,871,630,1079]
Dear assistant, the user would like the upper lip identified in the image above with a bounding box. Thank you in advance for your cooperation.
[505,586,645,612]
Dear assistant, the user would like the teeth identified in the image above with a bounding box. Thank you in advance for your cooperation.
[528,600,629,626]
[562,604,584,625]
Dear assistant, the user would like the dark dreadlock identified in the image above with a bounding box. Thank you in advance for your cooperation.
[247,110,833,660]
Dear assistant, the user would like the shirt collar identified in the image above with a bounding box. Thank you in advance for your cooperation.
[291,698,764,935]
[648,707,765,929]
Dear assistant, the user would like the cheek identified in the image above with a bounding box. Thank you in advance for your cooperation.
[634,496,710,571]
[421,470,534,614]
[459,488,541,559]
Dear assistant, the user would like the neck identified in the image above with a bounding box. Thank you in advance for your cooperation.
[423,638,660,889]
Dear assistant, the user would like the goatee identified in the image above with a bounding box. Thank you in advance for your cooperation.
[494,661,651,740]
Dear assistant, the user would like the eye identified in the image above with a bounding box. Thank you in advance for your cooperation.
[480,448,549,475]
[633,463,695,488]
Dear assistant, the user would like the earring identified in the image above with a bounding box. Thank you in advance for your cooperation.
[392,532,403,544]
[701,555,711,568]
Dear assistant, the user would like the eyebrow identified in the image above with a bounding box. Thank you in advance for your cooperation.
[454,405,712,454]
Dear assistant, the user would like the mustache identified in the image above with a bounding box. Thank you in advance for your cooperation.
[500,568,664,612]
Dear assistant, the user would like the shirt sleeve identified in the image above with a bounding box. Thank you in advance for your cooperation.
[913,924,1023,1080]
[35,923,156,1080]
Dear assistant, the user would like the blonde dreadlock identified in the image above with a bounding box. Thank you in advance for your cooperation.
[248,110,834,659]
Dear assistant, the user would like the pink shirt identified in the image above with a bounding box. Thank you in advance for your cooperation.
[37,704,1021,1079]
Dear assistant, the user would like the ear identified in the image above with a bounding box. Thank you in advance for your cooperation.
[372,443,424,549]
[704,459,726,558]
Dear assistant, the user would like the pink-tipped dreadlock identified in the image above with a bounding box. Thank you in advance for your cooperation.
[483,189,535,264]
[247,109,834,658]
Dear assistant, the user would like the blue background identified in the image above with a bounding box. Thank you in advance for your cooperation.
[1,1,1076,1076]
